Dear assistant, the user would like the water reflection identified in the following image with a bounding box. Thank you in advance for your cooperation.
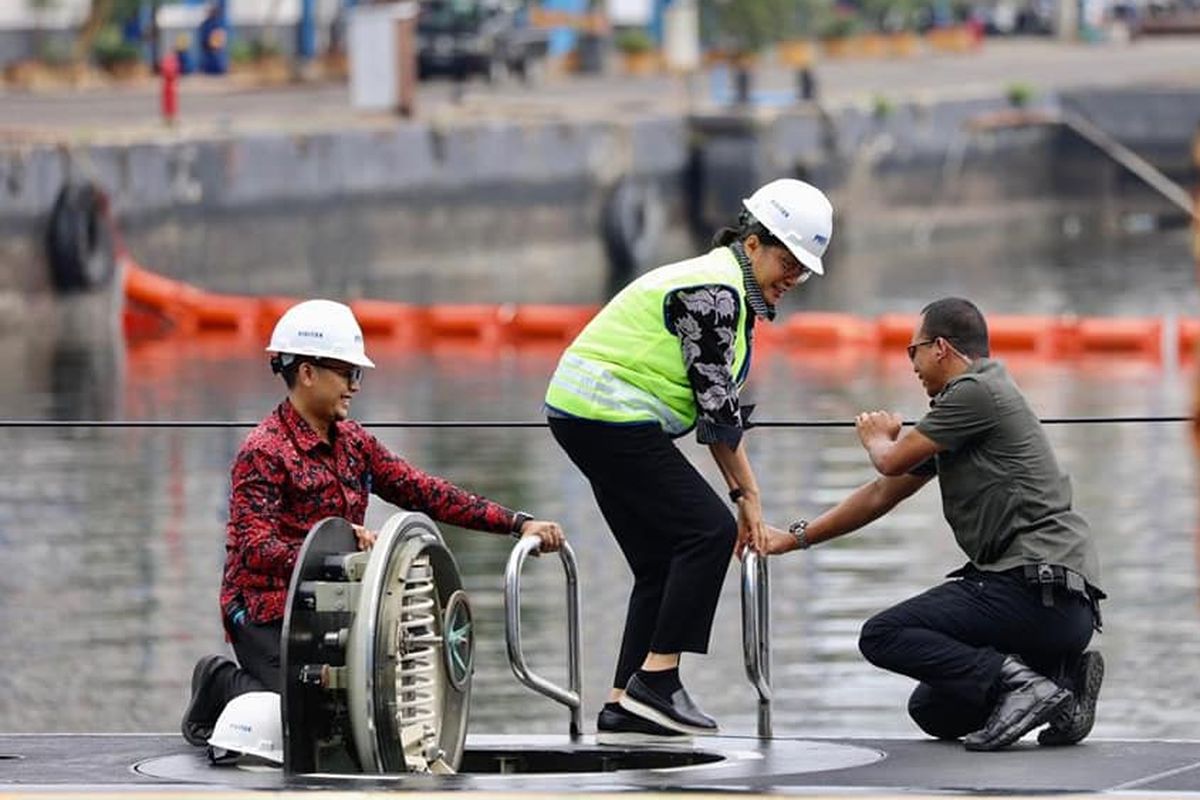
[0,211,1195,738]
[0,334,1193,740]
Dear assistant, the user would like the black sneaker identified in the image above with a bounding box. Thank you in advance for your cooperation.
[619,673,718,735]
[597,703,692,745]
[181,655,233,746]
[1039,650,1104,746]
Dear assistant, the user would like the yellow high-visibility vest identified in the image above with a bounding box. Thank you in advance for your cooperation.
[545,247,751,434]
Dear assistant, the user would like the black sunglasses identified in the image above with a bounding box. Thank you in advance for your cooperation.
[906,338,937,360]
[312,361,363,384]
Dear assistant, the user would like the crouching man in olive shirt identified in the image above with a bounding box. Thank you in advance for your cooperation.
[767,297,1104,751]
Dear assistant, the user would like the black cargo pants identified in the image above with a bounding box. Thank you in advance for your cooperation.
[858,564,1095,739]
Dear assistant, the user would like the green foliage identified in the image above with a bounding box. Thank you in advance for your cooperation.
[37,36,74,65]
[815,11,862,40]
[91,24,140,68]
[229,37,283,64]
[613,27,654,54]
[112,0,144,22]
[228,38,255,64]
[1006,82,1036,108]
[859,0,921,32]
[701,0,824,54]
[871,93,894,120]
[251,38,282,59]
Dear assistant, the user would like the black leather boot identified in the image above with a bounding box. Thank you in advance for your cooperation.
[1039,650,1104,746]
[963,656,1072,752]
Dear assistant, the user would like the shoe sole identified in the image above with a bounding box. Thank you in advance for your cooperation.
[1039,651,1104,746]
[965,688,1073,752]
[618,694,719,736]
[596,730,693,746]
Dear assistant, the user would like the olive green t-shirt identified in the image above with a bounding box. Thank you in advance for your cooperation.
[913,358,1101,589]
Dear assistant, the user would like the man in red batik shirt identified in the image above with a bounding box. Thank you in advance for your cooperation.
[181,299,564,746]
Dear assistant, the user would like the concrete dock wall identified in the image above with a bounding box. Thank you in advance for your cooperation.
[1,86,1196,308]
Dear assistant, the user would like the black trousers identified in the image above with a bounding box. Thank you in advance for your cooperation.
[858,565,1095,739]
[549,417,737,690]
[211,619,282,710]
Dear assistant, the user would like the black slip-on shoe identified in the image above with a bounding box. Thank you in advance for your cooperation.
[181,654,232,747]
[597,704,692,746]
[619,673,718,736]
[963,656,1073,752]
[1038,650,1104,746]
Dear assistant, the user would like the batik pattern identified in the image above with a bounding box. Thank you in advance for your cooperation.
[220,400,515,626]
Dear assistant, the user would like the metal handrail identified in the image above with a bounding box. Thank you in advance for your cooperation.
[503,536,582,739]
[741,550,772,738]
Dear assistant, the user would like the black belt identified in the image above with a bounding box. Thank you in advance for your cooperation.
[1021,563,1103,630]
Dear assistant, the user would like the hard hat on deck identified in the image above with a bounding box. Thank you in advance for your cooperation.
[741,179,834,276]
[266,299,375,368]
[207,691,283,766]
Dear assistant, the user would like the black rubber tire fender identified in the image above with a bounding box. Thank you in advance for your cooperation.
[45,181,117,293]
[601,176,664,292]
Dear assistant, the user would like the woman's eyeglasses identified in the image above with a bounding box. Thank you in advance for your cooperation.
[780,256,813,284]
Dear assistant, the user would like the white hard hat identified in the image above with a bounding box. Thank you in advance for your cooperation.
[266,299,375,368]
[741,179,833,276]
[207,691,284,765]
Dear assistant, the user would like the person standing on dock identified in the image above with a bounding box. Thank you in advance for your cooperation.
[545,179,835,743]
[181,298,565,748]
[766,297,1105,751]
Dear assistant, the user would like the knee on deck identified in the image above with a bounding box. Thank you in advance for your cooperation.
[907,687,981,741]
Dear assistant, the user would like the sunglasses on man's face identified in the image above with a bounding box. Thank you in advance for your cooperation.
[314,362,363,384]
[906,338,937,361]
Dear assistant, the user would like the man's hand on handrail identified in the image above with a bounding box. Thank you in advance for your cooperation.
[520,519,565,553]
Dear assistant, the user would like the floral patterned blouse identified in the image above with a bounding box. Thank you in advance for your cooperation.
[220,399,517,628]
[664,242,773,449]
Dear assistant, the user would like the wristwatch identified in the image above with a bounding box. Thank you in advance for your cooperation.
[729,488,745,503]
[510,511,534,539]
[788,518,812,550]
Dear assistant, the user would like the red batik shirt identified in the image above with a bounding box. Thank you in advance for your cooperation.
[220,400,517,628]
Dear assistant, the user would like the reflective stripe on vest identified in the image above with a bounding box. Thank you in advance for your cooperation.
[544,247,749,432]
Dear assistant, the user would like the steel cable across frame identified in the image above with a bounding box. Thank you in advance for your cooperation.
[0,416,1188,429]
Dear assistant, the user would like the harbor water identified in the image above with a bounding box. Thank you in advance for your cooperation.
[0,201,1195,744]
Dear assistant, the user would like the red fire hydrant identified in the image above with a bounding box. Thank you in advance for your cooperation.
[160,52,179,126]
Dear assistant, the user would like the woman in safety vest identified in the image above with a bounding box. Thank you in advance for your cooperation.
[544,179,834,743]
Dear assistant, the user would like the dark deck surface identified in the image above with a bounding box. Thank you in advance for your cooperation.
[3,732,1200,796]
